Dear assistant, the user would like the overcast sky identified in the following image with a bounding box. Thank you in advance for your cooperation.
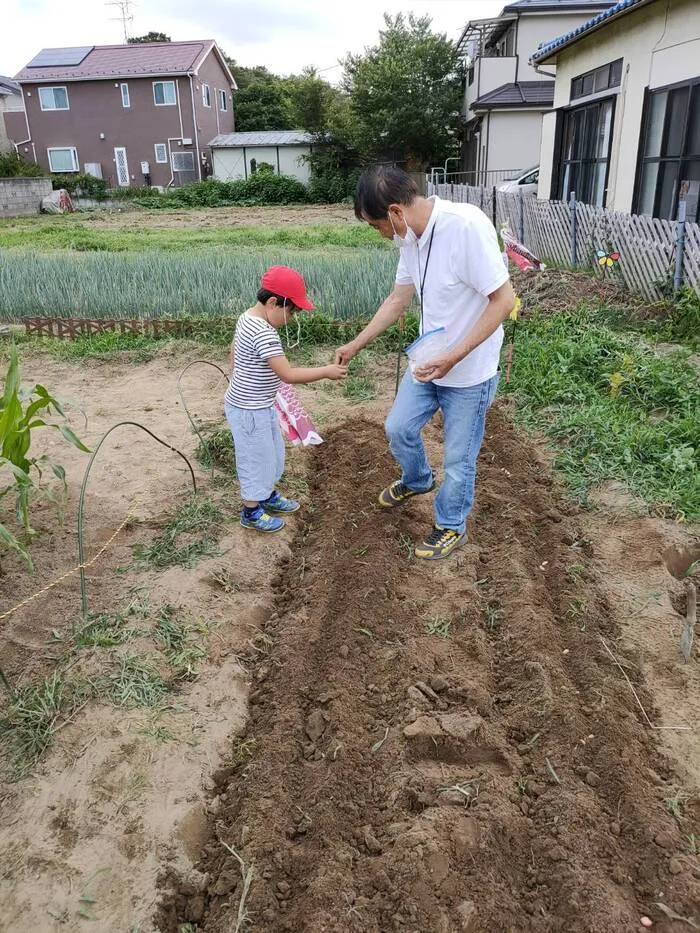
[3,0,504,82]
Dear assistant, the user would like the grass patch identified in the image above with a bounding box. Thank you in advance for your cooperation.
[0,219,387,253]
[68,597,148,648]
[0,671,90,779]
[133,495,223,569]
[343,375,377,403]
[507,307,700,520]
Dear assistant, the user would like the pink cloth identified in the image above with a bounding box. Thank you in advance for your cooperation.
[274,383,323,446]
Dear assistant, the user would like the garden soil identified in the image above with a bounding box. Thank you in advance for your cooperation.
[0,349,698,933]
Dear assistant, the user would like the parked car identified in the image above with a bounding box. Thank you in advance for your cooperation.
[498,167,539,196]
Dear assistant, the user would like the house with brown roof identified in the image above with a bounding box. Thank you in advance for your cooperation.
[6,41,236,188]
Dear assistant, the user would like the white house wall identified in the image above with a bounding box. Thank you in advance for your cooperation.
[487,110,544,174]
[515,13,610,82]
[540,0,700,211]
[212,144,311,183]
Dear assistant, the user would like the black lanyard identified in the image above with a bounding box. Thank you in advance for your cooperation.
[418,224,436,334]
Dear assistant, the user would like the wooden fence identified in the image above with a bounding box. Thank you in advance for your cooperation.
[428,182,700,302]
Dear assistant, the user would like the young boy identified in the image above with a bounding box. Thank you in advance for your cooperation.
[225,265,347,533]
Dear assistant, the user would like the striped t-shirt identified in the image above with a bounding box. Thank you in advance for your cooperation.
[225,312,284,409]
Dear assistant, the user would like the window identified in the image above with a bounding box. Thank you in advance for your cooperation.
[154,143,168,163]
[558,98,615,206]
[39,86,69,111]
[120,83,130,108]
[171,151,195,172]
[636,79,700,222]
[571,59,622,101]
[153,81,176,106]
[218,88,227,112]
[202,83,211,107]
[47,147,78,172]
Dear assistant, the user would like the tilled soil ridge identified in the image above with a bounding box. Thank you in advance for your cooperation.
[158,413,698,933]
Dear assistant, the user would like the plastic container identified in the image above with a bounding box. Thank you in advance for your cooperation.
[404,327,451,382]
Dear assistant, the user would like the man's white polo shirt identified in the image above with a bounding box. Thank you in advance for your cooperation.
[395,196,509,388]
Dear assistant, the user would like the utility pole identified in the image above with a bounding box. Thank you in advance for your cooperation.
[106,0,134,42]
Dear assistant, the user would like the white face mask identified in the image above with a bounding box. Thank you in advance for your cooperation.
[389,211,418,249]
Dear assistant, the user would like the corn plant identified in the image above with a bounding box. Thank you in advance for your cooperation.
[1,345,89,565]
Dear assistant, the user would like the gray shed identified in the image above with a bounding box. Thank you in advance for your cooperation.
[209,131,312,184]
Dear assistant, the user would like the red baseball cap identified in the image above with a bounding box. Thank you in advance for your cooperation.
[261,265,314,311]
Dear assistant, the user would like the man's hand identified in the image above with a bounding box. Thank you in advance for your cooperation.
[334,341,359,366]
[414,353,457,382]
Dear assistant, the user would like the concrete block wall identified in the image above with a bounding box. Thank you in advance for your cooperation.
[0,177,52,217]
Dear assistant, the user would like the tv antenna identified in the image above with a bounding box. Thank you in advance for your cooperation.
[107,0,134,42]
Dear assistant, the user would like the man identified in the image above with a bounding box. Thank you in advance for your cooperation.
[335,166,515,561]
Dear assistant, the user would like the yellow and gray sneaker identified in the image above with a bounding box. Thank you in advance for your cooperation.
[414,526,466,560]
[378,478,435,508]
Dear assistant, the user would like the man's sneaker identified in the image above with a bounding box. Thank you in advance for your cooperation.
[240,508,284,533]
[414,526,466,560]
[378,478,435,508]
[260,490,300,513]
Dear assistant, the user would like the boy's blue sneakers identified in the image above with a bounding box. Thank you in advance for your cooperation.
[260,490,300,513]
[240,507,284,533]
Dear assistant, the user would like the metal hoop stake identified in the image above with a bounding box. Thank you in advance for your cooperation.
[77,421,197,617]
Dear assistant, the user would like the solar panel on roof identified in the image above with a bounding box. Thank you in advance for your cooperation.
[27,47,94,68]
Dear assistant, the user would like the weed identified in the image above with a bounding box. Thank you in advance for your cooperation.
[398,532,414,560]
[208,566,239,594]
[232,736,256,768]
[343,375,377,403]
[133,495,223,569]
[507,308,700,520]
[425,616,452,638]
[106,655,170,707]
[665,788,688,822]
[71,597,147,648]
[0,671,90,779]
[194,426,236,472]
[567,598,589,631]
[155,605,208,680]
[567,563,586,583]
[483,603,505,634]
[140,716,177,743]
[687,833,697,855]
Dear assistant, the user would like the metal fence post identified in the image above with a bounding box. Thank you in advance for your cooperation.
[492,186,497,227]
[569,191,578,267]
[518,187,525,244]
[673,198,687,297]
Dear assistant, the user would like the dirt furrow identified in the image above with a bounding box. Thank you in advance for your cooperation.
[158,413,698,933]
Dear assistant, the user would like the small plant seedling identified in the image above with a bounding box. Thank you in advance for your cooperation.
[483,603,504,634]
[208,566,239,594]
[567,563,586,583]
[425,616,452,638]
[567,598,589,631]
[665,788,688,822]
[398,532,414,560]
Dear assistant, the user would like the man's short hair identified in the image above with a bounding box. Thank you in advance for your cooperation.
[354,166,418,221]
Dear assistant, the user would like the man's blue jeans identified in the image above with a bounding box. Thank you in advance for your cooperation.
[385,371,499,535]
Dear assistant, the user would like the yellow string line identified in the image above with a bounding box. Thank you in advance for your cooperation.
[0,505,138,625]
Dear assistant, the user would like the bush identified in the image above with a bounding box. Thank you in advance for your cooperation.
[0,152,44,178]
[51,173,108,199]
[308,168,360,203]
[128,175,309,209]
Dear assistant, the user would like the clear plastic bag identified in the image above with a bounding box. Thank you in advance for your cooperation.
[404,327,450,382]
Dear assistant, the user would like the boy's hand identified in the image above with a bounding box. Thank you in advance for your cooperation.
[325,363,348,380]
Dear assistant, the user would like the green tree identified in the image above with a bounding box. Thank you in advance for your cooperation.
[283,68,338,134]
[343,13,463,169]
[234,81,293,131]
[128,32,171,43]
